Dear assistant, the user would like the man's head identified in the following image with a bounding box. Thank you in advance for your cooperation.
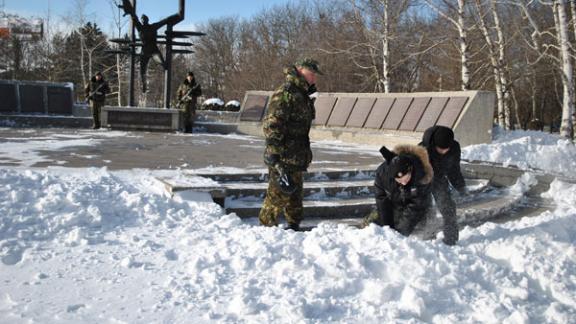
[433,126,454,155]
[390,155,413,186]
[95,72,103,80]
[141,14,149,25]
[186,71,194,81]
[295,58,322,86]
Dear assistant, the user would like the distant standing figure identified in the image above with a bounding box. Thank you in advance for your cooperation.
[84,72,110,129]
[363,144,434,236]
[258,58,322,231]
[176,71,202,133]
[419,126,467,245]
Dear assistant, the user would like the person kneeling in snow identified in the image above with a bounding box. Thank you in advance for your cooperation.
[363,144,434,236]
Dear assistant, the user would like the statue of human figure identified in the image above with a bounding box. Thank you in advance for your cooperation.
[121,0,182,93]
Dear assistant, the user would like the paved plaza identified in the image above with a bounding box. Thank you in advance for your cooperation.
[0,127,383,171]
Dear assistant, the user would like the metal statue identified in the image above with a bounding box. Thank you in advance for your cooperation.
[120,0,183,93]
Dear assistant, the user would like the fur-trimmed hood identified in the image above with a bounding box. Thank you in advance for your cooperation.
[380,144,434,185]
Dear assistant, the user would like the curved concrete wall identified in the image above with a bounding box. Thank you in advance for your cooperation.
[236,90,495,147]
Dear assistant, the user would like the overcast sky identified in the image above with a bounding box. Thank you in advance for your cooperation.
[2,0,296,35]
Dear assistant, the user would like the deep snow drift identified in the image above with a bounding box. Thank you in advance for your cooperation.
[1,129,575,323]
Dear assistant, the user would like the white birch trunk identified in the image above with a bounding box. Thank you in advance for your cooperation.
[116,54,122,106]
[554,0,574,138]
[492,0,511,129]
[424,0,471,91]
[80,32,87,90]
[458,0,470,90]
[381,0,390,93]
[475,0,505,128]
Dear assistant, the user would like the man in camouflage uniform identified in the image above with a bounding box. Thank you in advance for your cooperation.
[177,71,202,133]
[259,58,322,231]
[84,71,110,129]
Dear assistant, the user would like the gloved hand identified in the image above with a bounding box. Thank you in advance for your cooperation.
[274,163,297,195]
[307,84,318,103]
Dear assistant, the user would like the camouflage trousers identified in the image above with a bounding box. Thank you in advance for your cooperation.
[259,167,304,227]
[180,102,196,133]
[433,177,459,245]
[90,100,104,128]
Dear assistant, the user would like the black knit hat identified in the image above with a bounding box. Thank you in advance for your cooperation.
[389,155,413,178]
[433,127,454,149]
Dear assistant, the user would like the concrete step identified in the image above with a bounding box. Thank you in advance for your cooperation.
[161,172,489,201]
[239,192,527,233]
[181,168,377,183]
[226,186,508,220]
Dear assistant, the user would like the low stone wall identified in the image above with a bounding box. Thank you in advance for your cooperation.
[236,90,495,147]
[0,79,75,115]
[101,106,181,131]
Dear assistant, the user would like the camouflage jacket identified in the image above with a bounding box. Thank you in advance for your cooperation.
[177,79,202,104]
[263,65,316,171]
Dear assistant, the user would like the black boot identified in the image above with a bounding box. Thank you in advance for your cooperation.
[286,223,300,231]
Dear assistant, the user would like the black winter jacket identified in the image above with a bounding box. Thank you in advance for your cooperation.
[85,77,110,103]
[372,144,434,236]
[420,126,466,192]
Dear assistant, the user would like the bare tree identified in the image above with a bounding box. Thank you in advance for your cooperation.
[423,0,472,90]
[473,0,512,129]
[107,0,129,106]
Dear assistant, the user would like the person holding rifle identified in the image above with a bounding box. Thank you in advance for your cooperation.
[176,71,202,133]
[84,72,110,129]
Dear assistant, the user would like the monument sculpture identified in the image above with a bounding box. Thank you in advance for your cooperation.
[110,0,205,108]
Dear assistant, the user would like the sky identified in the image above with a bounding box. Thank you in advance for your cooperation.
[1,0,296,35]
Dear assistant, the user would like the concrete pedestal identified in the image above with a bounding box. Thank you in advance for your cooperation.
[101,106,182,131]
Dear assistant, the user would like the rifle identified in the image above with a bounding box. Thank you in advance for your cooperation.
[85,82,107,102]
[177,84,200,106]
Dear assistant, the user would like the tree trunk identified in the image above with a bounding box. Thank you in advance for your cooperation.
[381,0,390,93]
[554,0,574,139]
[475,0,506,128]
[458,0,471,90]
[492,0,511,129]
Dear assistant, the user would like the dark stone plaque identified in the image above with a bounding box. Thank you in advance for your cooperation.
[313,96,337,126]
[382,97,413,130]
[47,86,73,115]
[364,98,395,129]
[399,97,431,131]
[346,97,376,128]
[327,97,357,127]
[0,83,17,112]
[240,94,269,121]
[436,97,468,128]
[19,85,45,113]
[415,97,449,132]
[108,110,172,126]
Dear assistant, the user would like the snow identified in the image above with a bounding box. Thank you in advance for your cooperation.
[203,98,225,106]
[1,129,576,323]
[462,129,576,177]
[225,100,241,107]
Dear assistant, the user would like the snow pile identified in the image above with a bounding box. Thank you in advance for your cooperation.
[462,129,576,176]
[1,129,576,322]
[0,166,575,322]
[202,98,225,107]
[225,100,241,107]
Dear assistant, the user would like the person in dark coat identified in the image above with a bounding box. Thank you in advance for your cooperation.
[419,125,467,245]
[364,144,434,236]
[84,72,110,129]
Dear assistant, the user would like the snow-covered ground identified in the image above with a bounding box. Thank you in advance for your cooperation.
[1,129,575,323]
